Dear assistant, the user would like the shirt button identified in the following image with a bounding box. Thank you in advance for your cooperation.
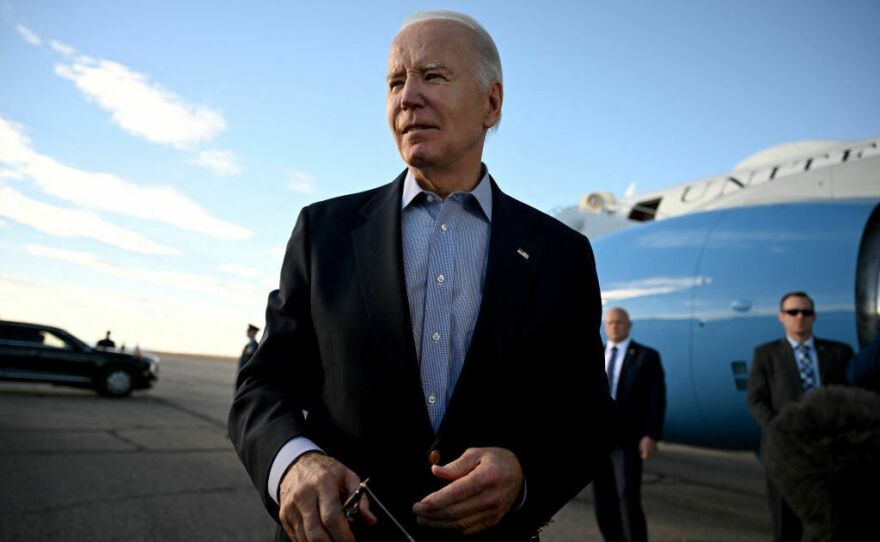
[426,195,434,202]
[432,331,440,341]
[428,394,437,404]
[436,274,445,283]
[440,223,448,232]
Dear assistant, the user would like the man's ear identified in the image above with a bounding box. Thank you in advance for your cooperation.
[483,81,503,129]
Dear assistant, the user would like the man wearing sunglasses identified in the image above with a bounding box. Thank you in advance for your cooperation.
[747,291,854,542]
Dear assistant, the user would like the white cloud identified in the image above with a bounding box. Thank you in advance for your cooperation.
[41,40,243,183]
[16,24,41,46]
[0,168,26,181]
[48,39,76,57]
[219,263,260,278]
[0,116,39,163]
[286,170,317,195]
[191,149,242,176]
[0,187,180,255]
[24,244,259,306]
[54,55,225,149]
[0,116,251,240]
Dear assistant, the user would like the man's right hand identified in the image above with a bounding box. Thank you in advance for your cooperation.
[279,452,376,542]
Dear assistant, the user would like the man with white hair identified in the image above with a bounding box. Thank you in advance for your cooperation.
[230,11,614,542]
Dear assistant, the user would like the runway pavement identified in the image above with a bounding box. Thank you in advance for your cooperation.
[0,353,771,541]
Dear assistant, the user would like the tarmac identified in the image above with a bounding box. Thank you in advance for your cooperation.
[0,353,771,541]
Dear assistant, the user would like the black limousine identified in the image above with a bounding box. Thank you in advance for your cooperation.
[0,320,158,397]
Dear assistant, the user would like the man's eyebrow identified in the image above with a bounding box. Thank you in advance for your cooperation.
[386,67,405,81]
[419,63,450,73]
[386,63,452,81]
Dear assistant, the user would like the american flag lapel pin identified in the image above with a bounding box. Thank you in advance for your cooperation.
[517,248,529,260]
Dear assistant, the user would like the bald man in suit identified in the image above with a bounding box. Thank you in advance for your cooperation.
[592,307,665,542]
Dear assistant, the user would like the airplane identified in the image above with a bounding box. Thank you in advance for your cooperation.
[555,136,880,450]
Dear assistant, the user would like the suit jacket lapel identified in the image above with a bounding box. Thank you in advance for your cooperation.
[350,172,424,406]
[449,180,539,404]
[815,339,832,383]
[777,339,804,398]
[619,342,638,390]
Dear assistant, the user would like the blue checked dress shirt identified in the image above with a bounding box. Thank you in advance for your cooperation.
[401,167,492,433]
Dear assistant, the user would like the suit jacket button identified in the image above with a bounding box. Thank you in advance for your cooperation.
[428,450,441,465]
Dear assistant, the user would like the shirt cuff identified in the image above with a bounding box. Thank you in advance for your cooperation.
[267,436,323,505]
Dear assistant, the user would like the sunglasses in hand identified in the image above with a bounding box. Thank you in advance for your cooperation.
[342,478,417,542]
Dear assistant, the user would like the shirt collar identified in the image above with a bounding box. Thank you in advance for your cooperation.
[786,335,815,349]
[400,165,493,221]
[606,336,632,354]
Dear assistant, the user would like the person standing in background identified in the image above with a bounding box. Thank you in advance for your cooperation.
[238,324,259,371]
[748,291,854,542]
[96,330,115,349]
[593,307,666,542]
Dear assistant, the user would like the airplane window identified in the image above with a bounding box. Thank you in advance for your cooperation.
[845,142,879,160]
[730,361,749,391]
[628,198,662,222]
[731,361,748,375]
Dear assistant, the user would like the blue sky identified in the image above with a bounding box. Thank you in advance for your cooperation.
[1,0,878,356]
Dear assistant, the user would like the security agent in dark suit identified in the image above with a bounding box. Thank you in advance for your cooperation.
[238,324,259,371]
[228,11,615,542]
[747,291,854,542]
[96,330,116,349]
[592,307,665,542]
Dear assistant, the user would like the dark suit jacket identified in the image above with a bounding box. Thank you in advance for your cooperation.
[238,338,258,370]
[847,333,880,392]
[228,171,616,542]
[747,337,854,441]
[612,341,665,446]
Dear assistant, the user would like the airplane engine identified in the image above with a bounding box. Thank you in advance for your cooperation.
[591,199,880,450]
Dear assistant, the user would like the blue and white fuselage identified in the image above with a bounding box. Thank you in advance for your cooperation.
[557,137,880,450]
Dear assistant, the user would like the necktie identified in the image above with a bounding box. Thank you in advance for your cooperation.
[607,345,618,393]
[796,344,816,391]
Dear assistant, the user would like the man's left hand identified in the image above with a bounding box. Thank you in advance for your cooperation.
[412,447,523,535]
[639,436,657,460]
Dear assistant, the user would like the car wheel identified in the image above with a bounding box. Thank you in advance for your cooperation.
[99,367,133,397]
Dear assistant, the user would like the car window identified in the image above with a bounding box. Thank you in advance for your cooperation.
[0,325,44,344]
[38,331,75,350]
